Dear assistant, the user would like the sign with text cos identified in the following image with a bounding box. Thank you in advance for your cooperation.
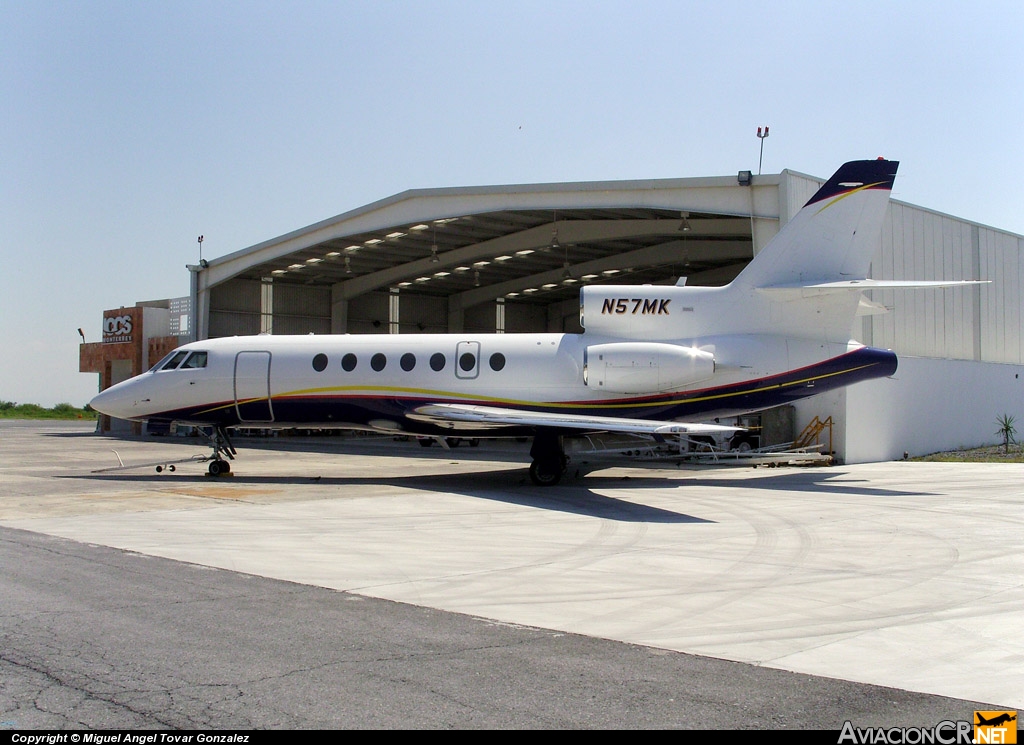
[102,310,136,344]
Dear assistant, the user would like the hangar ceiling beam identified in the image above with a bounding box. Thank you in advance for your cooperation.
[334,219,749,301]
[451,239,752,310]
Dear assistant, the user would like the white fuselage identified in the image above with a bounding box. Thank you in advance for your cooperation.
[91,323,883,436]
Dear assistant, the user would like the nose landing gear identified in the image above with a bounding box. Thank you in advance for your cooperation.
[204,426,236,477]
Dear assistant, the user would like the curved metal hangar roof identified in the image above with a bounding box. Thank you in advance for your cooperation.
[194,172,779,333]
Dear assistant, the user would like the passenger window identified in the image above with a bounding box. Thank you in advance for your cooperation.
[489,352,506,371]
[312,353,328,372]
[341,353,357,372]
[400,353,416,372]
[459,353,476,372]
[160,351,189,371]
[181,352,208,369]
[371,353,387,372]
[430,352,446,371]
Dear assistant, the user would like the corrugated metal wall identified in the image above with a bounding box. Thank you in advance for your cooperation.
[347,291,389,335]
[209,278,260,337]
[273,283,331,335]
[782,173,821,221]
[866,204,1023,364]
[395,294,447,334]
[209,279,332,337]
[979,228,1024,363]
[867,204,981,360]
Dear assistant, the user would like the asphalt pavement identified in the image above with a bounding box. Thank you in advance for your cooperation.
[1,421,1019,728]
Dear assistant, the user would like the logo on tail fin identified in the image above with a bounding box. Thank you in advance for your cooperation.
[805,159,899,206]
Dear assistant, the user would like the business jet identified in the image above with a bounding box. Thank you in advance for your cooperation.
[90,159,979,484]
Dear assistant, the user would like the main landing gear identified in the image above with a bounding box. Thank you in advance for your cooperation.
[204,426,236,477]
[529,430,567,486]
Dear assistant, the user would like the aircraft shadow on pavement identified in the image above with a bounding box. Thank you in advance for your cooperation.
[77,468,710,524]
[628,470,940,499]
[75,451,936,523]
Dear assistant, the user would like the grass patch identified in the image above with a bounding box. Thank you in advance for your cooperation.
[913,445,1024,463]
[0,401,97,420]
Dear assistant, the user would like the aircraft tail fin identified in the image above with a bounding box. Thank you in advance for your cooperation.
[734,158,899,291]
[579,158,983,343]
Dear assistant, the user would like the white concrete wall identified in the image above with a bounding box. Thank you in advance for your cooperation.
[791,388,847,461]
[840,356,1024,463]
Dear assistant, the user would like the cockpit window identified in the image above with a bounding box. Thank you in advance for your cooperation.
[159,351,189,371]
[150,351,177,371]
[180,351,208,369]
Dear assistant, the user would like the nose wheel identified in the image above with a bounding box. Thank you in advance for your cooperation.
[208,459,231,477]
[203,426,236,477]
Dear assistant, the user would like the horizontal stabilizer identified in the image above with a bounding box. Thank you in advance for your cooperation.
[758,279,989,300]
[410,403,741,436]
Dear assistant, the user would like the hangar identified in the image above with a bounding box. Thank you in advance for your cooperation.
[86,165,1024,462]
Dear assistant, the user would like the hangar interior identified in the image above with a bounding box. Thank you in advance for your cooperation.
[156,167,1024,462]
[208,208,756,338]
[193,173,783,342]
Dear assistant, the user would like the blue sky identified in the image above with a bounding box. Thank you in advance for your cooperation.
[2,1,1022,406]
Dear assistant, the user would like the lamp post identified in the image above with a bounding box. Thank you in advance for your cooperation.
[757,126,769,175]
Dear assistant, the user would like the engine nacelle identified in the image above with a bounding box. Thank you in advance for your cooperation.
[584,342,715,394]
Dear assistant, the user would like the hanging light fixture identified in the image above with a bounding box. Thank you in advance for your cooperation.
[678,211,692,232]
[544,210,559,252]
[430,226,440,262]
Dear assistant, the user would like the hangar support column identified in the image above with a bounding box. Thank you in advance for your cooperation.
[188,264,209,342]
[331,284,349,333]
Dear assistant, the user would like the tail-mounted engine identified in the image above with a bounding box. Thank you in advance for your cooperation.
[584,342,715,394]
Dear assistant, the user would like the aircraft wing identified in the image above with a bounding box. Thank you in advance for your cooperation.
[408,403,741,436]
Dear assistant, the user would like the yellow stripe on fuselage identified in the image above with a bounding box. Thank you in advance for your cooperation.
[244,361,877,412]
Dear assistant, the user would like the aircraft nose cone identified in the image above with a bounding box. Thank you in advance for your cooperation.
[89,387,119,417]
[90,380,141,420]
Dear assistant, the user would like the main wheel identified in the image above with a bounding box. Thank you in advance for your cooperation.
[529,459,563,486]
[732,439,753,453]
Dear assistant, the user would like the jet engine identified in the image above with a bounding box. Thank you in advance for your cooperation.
[584,342,715,394]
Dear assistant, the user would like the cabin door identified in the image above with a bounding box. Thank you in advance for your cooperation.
[234,351,274,423]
